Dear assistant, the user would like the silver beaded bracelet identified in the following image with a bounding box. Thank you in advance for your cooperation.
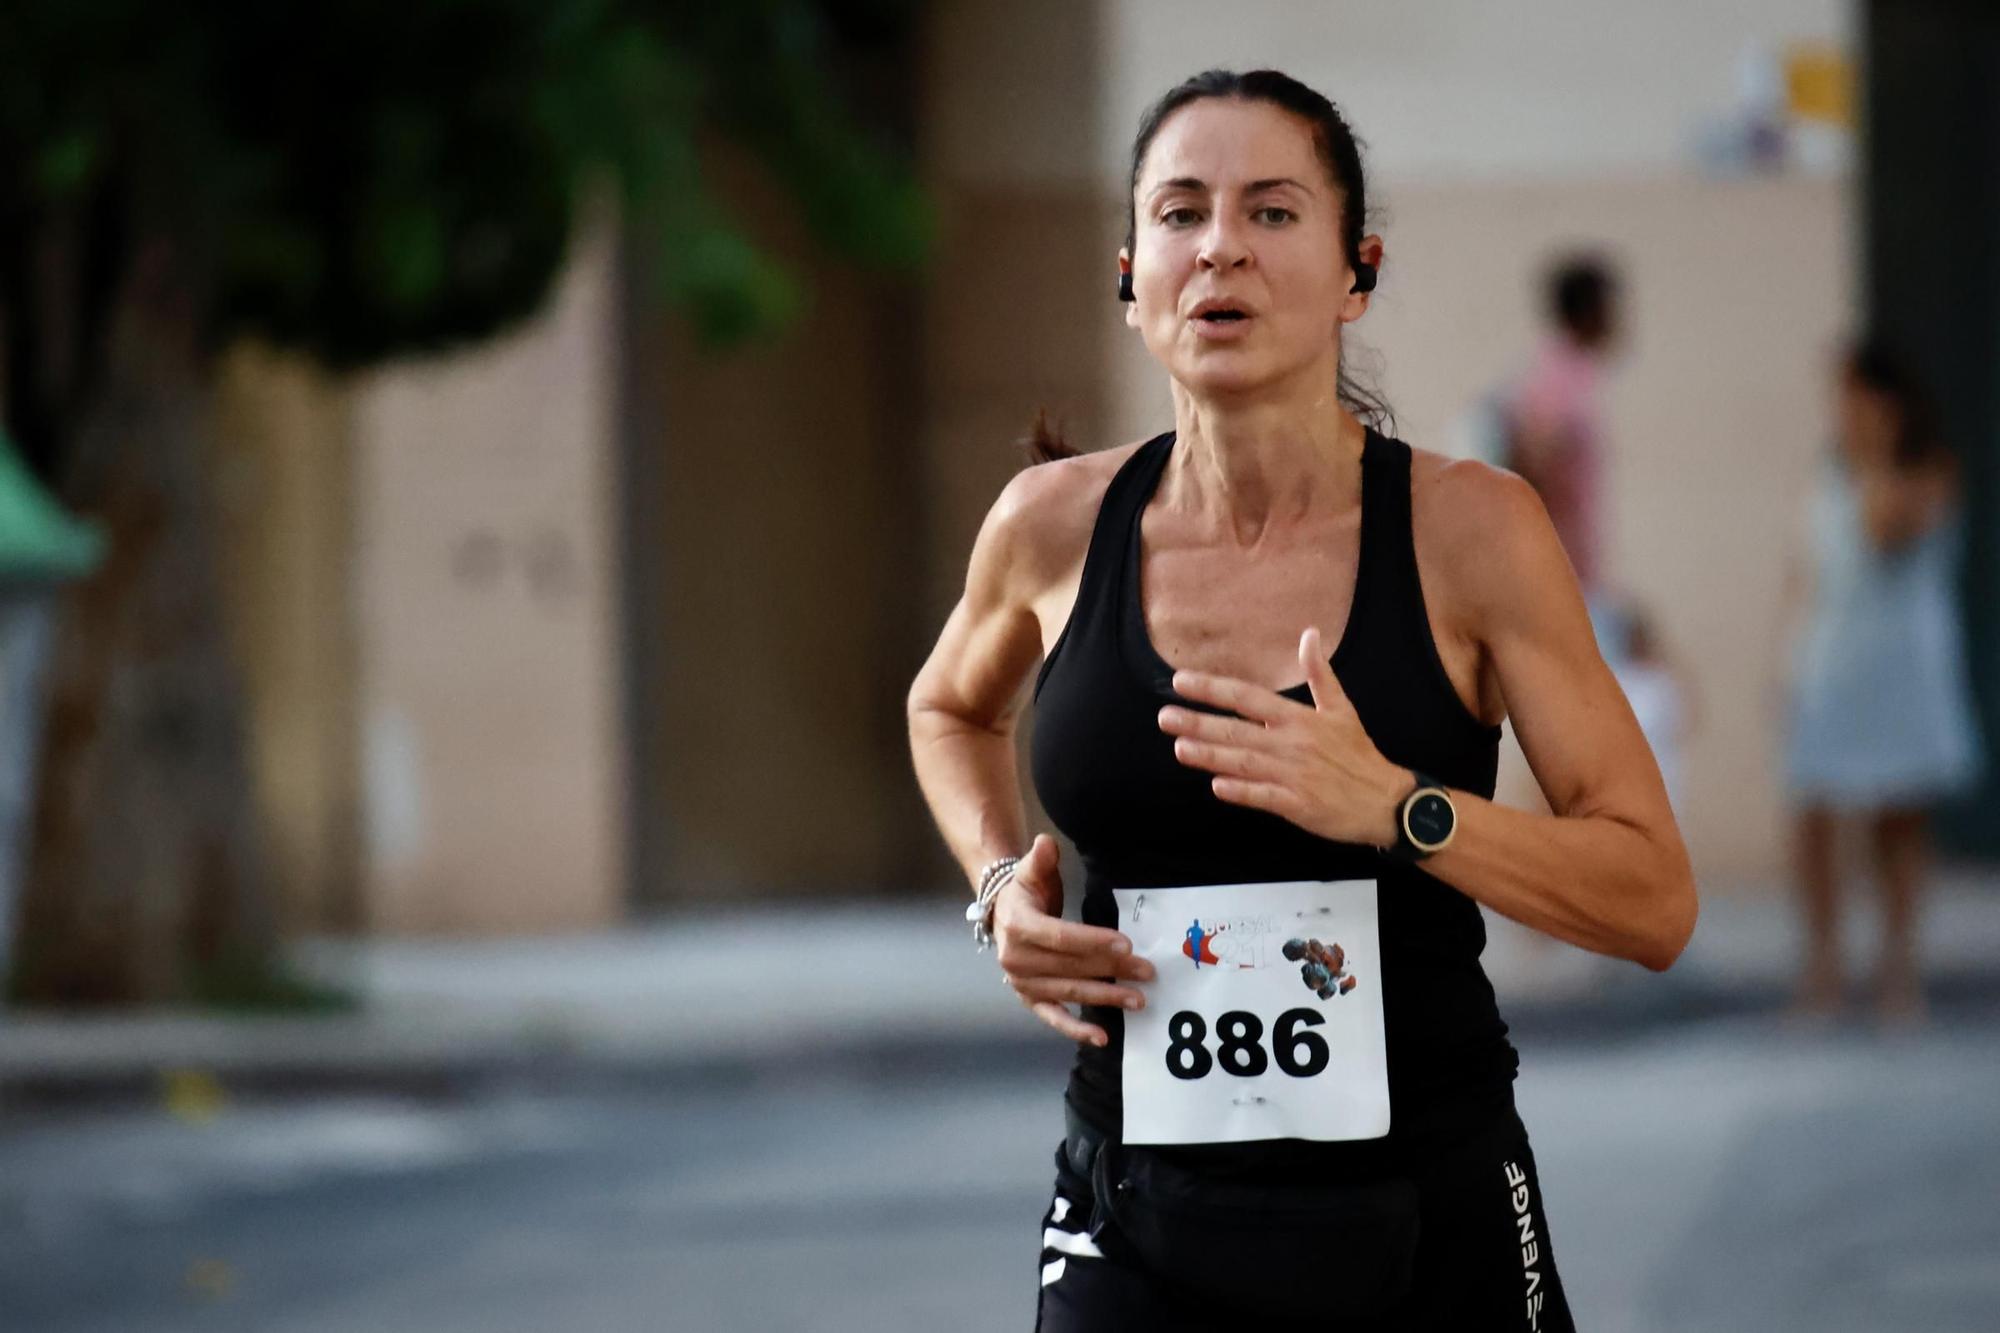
[964,854,1022,951]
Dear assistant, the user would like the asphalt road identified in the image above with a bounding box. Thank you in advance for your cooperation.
[2,1007,1997,1333]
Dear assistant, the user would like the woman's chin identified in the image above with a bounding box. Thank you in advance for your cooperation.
[1171,358,1285,399]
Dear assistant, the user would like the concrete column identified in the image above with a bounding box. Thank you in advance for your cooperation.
[910,0,1122,886]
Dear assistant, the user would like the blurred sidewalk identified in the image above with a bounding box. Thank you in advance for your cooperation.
[4,870,2000,1101]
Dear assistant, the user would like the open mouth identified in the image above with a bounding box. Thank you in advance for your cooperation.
[1195,309,1249,323]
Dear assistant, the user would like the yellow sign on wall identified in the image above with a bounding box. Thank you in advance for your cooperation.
[1786,43,1854,127]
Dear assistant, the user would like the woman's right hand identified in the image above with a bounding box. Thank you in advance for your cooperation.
[993,834,1155,1047]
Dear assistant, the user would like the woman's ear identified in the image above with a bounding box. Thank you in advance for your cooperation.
[1340,234,1386,323]
[1118,249,1139,327]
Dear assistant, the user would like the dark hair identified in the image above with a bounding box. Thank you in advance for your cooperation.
[1024,68,1391,465]
[1844,337,1947,469]
[1546,255,1618,341]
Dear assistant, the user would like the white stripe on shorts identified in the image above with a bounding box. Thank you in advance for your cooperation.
[1041,1257,1067,1287]
[1042,1226,1105,1260]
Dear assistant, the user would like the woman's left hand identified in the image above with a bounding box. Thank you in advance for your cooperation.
[1158,626,1411,847]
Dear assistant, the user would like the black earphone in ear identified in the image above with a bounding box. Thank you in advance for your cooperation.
[1117,271,1135,302]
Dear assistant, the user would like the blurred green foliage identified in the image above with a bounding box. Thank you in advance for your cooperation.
[184,946,358,1014]
[0,0,931,369]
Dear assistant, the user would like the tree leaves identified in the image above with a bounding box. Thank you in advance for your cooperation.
[0,0,929,369]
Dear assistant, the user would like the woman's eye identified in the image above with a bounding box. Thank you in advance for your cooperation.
[1161,207,1201,226]
[1255,206,1295,224]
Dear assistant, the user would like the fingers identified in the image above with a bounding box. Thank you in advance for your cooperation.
[1156,704,1269,747]
[995,875,1065,934]
[1208,775,1302,818]
[994,877,1147,985]
[1000,939,1154,983]
[1169,668,1295,725]
[1168,736,1277,782]
[1298,625,1348,714]
[1008,867,1063,916]
[1007,973,1146,1011]
[1024,831,1059,869]
[1009,834,1064,913]
[1028,1001,1109,1048]
[1006,904,1132,958]
[992,832,1137,1052]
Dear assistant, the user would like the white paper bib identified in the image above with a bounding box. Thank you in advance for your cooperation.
[1114,879,1390,1145]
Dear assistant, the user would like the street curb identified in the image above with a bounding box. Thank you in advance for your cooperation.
[7,964,1998,1111]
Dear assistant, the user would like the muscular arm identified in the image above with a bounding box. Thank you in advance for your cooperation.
[1413,467,1696,970]
[906,463,1081,894]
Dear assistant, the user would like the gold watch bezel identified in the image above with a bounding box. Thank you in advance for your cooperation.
[1400,785,1457,855]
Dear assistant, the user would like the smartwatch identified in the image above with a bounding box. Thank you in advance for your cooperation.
[1388,771,1457,862]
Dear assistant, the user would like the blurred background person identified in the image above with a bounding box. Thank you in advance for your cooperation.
[1779,340,1981,1025]
[1462,254,1628,830]
[1499,255,1627,659]
[1611,601,1697,817]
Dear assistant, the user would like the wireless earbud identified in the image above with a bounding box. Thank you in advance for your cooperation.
[1117,271,1135,302]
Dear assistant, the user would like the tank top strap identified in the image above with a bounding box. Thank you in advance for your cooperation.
[1086,430,1175,625]
[1031,431,1175,701]
[1352,428,1432,660]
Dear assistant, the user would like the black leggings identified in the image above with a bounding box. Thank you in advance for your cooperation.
[1033,1106,1575,1332]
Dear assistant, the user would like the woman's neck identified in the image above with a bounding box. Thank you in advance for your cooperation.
[1163,378,1364,547]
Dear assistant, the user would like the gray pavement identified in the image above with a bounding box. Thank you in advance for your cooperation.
[1,1005,1995,1332]
[3,870,1999,1099]
[3,867,1998,1330]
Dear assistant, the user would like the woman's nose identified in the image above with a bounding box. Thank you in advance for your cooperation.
[1196,219,1251,271]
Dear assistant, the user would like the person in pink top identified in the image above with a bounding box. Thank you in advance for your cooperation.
[1505,257,1622,629]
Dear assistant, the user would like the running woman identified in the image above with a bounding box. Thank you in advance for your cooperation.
[907,68,1696,1331]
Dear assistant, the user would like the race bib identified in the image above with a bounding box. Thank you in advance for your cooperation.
[1114,879,1389,1145]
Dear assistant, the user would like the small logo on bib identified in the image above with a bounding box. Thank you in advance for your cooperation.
[1181,914,1284,970]
[1183,919,1223,968]
[1281,937,1359,999]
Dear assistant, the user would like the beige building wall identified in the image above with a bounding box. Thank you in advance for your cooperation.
[346,225,628,933]
[1099,0,1851,186]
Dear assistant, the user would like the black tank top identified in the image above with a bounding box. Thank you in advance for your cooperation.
[1029,426,1519,1179]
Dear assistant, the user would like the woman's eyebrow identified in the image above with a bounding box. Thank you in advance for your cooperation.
[1146,176,1314,200]
[1245,177,1313,195]
[1147,176,1210,200]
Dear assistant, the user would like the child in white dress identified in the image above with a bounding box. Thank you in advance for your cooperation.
[1781,342,1981,1024]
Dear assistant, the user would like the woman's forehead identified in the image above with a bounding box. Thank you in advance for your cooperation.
[1139,99,1323,192]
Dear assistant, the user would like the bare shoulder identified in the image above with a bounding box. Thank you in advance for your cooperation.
[1407,446,1577,631]
[1409,448,1550,551]
[983,440,1145,595]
